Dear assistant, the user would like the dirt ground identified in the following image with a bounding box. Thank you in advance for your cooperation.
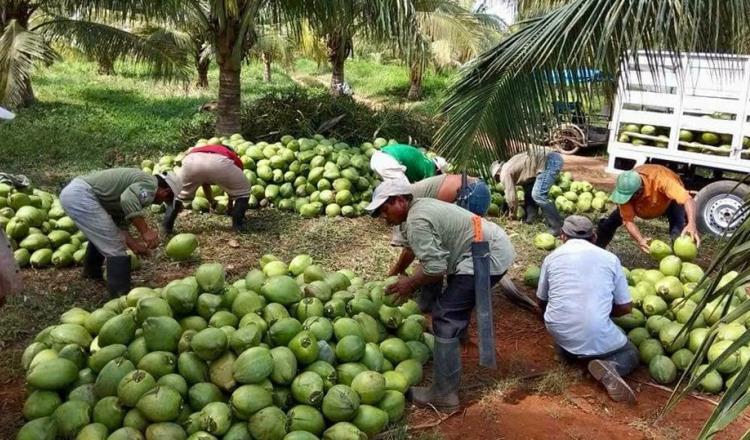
[405,291,750,440]
[562,154,616,191]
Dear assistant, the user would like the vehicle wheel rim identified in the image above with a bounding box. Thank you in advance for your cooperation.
[704,194,746,236]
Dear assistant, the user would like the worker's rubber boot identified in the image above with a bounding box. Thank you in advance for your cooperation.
[540,203,563,235]
[162,202,182,234]
[409,336,461,412]
[82,242,104,280]
[588,359,636,403]
[231,197,250,232]
[106,256,131,298]
[523,206,538,224]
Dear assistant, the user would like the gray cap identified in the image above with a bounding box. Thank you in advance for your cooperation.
[0,107,15,120]
[561,215,594,238]
[366,179,412,215]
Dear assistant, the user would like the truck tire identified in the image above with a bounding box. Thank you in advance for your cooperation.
[694,180,749,236]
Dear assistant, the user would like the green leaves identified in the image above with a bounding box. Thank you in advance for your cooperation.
[0,20,57,107]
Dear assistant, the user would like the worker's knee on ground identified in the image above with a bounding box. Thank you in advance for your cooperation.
[611,343,639,377]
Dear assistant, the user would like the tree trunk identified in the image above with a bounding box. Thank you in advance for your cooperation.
[20,77,35,107]
[216,62,242,135]
[97,55,115,75]
[327,33,352,97]
[407,62,423,101]
[261,52,272,83]
[196,58,210,88]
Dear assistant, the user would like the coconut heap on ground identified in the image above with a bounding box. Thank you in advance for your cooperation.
[0,182,92,269]
[487,171,612,218]
[18,255,434,440]
[144,134,402,219]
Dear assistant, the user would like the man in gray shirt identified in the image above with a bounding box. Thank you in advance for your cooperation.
[367,180,515,412]
[537,215,638,402]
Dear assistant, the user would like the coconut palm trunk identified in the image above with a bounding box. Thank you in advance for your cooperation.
[196,60,210,88]
[193,45,211,89]
[261,52,272,83]
[327,32,352,96]
[216,63,242,135]
[407,62,423,101]
[215,28,243,136]
[97,55,115,75]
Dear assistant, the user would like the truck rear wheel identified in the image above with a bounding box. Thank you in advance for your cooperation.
[694,180,749,236]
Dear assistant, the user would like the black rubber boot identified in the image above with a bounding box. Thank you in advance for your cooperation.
[163,202,182,234]
[82,242,104,280]
[409,336,461,412]
[539,203,563,235]
[231,197,250,232]
[106,256,131,298]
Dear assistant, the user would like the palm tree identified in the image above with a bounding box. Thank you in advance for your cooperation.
[167,0,418,133]
[434,1,750,437]
[248,28,294,83]
[302,1,421,97]
[0,1,190,107]
[406,0,505,101]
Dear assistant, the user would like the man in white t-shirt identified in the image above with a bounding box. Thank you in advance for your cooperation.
[537,215,638,402]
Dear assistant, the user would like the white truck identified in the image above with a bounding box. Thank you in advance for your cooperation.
[607,51,750,236]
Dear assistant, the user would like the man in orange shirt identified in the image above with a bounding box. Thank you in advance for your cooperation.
[595,164,700,252]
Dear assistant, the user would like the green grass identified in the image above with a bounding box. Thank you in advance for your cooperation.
[0,60,296,186]
[294,57,453,114]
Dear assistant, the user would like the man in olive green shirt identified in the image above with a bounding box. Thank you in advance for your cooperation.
[370,143,447,185]
[60,168,181,297]
[368,180,515,412]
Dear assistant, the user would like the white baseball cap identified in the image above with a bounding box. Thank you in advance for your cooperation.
[0,107,15,120]
[366,179,412,216]
[432,156,448,172]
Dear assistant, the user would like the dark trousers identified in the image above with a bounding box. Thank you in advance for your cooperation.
[417,274,503,340]
[595,201,687,248]
[557,341,639,377]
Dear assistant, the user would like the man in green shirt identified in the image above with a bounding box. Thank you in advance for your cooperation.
[370,143,447,184]
[60,168,181,297]
[368,180,515,412]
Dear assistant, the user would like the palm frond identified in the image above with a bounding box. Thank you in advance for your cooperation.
[434,0,750,175]
[35,17,191,80]
[663,198,750,439]
[49,0,199,24]
[0,20,57,107]
[250,27,295,68]
[296,20,328,68]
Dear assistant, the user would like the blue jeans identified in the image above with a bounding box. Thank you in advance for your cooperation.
[525,152,564,233]
[420,274,504,340]
[557,341,639,377]
[595,201,687,249]
[456,179,491,216]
